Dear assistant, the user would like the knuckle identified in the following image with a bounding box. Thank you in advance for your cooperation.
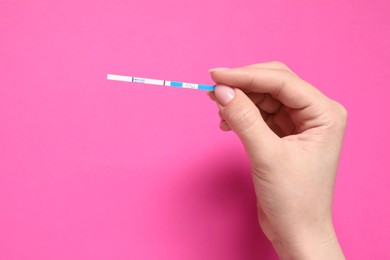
[247,71,257,89]
[272,69,294,98]
[333,101,348,120]
[271,61,291,71]
[337,103,348,120]
[328,100,348,129]
[279,68,294,78]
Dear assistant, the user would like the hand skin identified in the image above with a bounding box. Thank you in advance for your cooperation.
[208,62,346,260]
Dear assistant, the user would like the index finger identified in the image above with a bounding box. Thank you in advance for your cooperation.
[210,67,327,110]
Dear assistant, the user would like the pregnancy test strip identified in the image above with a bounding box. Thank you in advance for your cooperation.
[107,74,215,91]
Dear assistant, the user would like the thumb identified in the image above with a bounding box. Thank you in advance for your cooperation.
[214,85,279,158]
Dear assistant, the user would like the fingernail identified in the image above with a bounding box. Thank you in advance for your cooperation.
[208,67,230,73]
[215,85,235,106]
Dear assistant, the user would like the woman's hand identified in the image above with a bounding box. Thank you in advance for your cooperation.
[209,62,346,259]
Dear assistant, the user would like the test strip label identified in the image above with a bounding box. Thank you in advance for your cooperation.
[182,82,198,89]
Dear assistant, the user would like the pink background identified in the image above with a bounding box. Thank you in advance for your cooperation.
[1,0,389,259]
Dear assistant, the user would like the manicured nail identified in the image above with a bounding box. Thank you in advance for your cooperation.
[208,67,230,73]
[215,85,235,106]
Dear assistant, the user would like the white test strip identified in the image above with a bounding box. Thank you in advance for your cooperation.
[107,74,133,82]
[133,77,164,86]
[107,73,215,91]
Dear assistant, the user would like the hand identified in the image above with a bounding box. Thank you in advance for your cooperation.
[208,62,346,259]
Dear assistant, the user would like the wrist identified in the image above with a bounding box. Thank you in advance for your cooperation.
[271,221,344,260]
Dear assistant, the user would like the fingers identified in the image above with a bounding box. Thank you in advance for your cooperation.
[210,91,287,134]
[213,85,279,158]
[244,61,297,75]
[266,107,296,137]
[210,66,326,111]
[246,92,283,114]
[209,92,232,131]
